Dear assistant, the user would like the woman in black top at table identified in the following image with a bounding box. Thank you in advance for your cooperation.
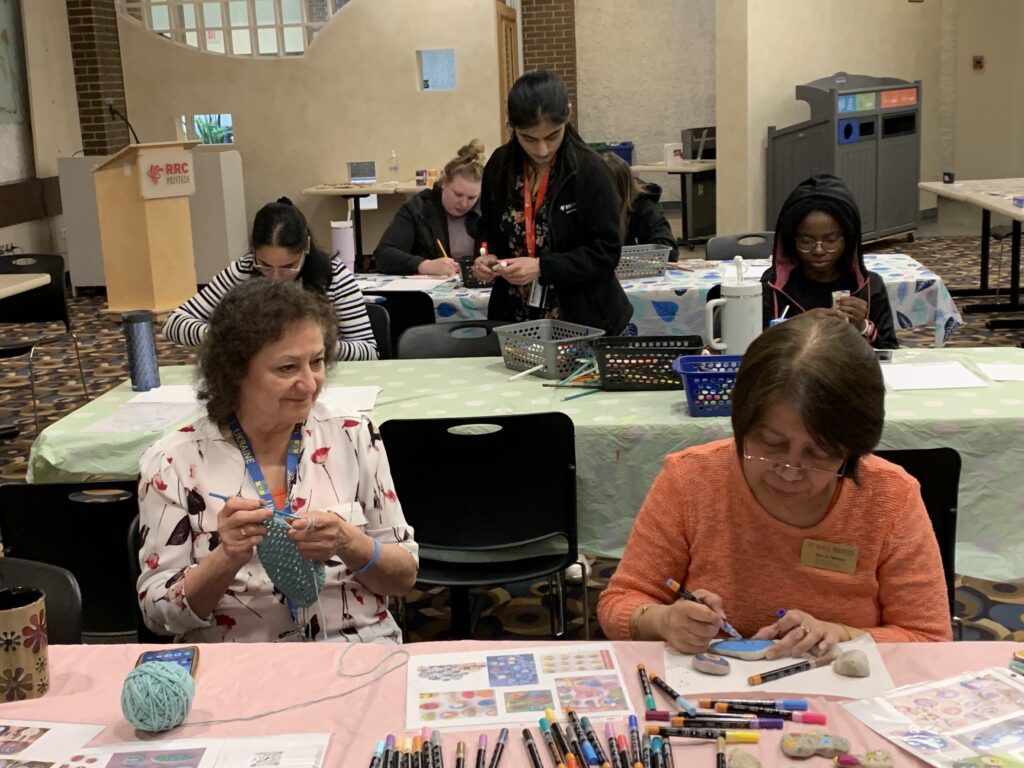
[470,70,631,334]
[602,151,679,262]
[373,140,486,277]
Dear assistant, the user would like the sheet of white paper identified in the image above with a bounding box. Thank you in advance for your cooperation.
[0,719,104,762]
[81,403,198,434]
[127,385,199,405]
[663,634,895,699]
[370,278,448,292]
[882,362,987,391]
[317,386,381,413]
[406,643,633,730]
[71,733,330,768]
[976,362,1024,382]
[844,666,1024,768]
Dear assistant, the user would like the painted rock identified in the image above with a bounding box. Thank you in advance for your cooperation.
[833,649,870,678]
[781,731,851,759]
[835,750,894,768]
[727,748,761,768]
[708,638,774,660]
[693,652,731,675]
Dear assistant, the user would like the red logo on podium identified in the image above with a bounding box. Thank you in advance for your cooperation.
[146,164,163,185]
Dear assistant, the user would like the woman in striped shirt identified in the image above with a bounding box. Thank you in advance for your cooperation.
[164,198,377,360]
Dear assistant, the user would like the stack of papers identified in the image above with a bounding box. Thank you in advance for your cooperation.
[881,361,987,391]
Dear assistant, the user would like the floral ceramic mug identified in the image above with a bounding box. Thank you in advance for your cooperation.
[0,588,48,701]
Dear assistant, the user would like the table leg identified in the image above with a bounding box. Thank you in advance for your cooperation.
[351,197,364,257]
[985,221,1024,330]
[950,209,994,299]
[679,173,690,246]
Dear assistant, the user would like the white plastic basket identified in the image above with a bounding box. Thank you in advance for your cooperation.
[615,243,673,279]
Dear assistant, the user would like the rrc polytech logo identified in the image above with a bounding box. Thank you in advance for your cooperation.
[146,161,190,186]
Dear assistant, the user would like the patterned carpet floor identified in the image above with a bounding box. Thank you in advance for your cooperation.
[1,235,1023,642]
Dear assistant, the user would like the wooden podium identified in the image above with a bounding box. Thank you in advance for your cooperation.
[93,141,200,314]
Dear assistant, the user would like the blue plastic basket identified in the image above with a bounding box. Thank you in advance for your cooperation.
[672,355,742,417]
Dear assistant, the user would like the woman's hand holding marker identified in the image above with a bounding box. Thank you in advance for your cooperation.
[753,608,852,660]
[642,587,730,654]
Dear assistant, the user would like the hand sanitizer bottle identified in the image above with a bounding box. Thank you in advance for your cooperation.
[387,150,399,183]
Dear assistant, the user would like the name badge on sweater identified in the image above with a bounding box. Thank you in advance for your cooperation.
[801,538,858,574]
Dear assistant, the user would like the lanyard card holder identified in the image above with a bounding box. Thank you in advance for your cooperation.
[257,517,326,608]
[527,280,547,308]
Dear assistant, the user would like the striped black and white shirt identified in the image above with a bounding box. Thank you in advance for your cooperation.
[162,253,378,360]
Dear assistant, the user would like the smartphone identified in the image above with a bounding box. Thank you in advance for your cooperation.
[136,646,200,678]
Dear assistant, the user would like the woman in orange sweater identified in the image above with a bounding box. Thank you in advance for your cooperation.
[597,314,951,659]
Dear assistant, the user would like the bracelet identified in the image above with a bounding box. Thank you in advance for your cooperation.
[628,603,656,641]
[351,537,381,576]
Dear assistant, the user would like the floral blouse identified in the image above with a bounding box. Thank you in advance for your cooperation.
[499,172,560,322]
[137,403,418,643]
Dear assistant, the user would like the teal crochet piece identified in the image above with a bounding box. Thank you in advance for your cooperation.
[257,517,325,608]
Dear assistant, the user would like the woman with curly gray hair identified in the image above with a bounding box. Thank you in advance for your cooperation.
[137,279,418,643]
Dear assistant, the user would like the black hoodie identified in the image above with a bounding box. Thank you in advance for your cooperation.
[626,182,679,262]
[762,173,898,349]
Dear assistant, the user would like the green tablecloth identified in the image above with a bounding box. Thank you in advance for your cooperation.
[28,348,1024,582]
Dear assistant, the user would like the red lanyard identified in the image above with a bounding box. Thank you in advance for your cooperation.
[522,162,550,260]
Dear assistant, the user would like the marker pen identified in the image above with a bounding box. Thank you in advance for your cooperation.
[645,729,758,744]
[713,703,827,724]
[544,710,572,764]
[659,737,673,768]
[412,737,422,768]
[487,728,508,768]
[747,655,834,686]
[641,734,652,768]
[604,723,620,768]
[615,734,631,768]
[665,578,742,639]
[432,730,444,768]
[539,718,566,766]
[645,711,750,723]
[647,675,696,716]
[581,716,611,767]
[369,740,385,768]
[628,715,642,768]
[715,736,726,768]
[651,717,784,730]
[649,737,662,768]
[383,735,395,768]
[475,734,487,768]
[522,730,544,768]
[421,729,434,768]
[697,698,808,711]
[564,723,589,767]
[455,743,465,768]
[637,664,657,712]
[564,709,596,765]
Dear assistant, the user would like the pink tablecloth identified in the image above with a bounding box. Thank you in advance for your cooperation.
[2,641,1018,767]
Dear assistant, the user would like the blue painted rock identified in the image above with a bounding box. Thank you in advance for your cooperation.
[709,638,773,660]
[692,652,731,675]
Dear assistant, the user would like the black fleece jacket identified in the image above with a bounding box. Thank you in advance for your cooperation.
[627,182,679,262]
[373,184,480,275]
[478,141,632,335]
[762,173,898,349]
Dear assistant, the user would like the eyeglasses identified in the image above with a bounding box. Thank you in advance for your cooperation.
[255,252,306,278]
[742,443,846,479]
[795,235,844,254]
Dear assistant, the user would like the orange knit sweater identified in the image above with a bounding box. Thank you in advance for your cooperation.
[597,439,952,643]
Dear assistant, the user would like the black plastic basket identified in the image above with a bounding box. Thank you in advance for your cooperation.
[594,336,704,390]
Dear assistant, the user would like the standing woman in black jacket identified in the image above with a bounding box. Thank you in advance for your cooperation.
[373,140,486,276]
[471,70,631,334]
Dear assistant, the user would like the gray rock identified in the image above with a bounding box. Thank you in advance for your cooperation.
[692,652,731,675]
[834,648,870,678]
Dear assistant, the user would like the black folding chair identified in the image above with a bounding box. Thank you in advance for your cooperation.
[0,480,139,640]
[0,557,82,644]
[705,232,774,261]
[396,320,507,359]
[380,412,586,639]
[874,447,962,638]
[363,290,436,354]
[364,302,393,359]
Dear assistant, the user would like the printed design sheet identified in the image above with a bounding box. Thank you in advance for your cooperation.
[845,666,1024,768]
[0,721,104,768]
[59,735,328,768]
[406,644,632,729]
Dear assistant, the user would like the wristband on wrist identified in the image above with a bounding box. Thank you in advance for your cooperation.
[629,603,656,641]
[351,537,381,576]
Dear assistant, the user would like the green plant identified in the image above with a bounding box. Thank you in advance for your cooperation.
[193,114,233,144]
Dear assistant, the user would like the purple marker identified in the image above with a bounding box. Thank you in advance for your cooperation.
[475,734,487,768]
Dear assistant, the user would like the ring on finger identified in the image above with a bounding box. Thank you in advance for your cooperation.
[801,625,810,637]
[305,512,317,532]
[241,526,249,538]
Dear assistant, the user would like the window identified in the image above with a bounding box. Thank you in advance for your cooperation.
[180,113,235,143]
[417,49,456,92]
[117,0,355,57]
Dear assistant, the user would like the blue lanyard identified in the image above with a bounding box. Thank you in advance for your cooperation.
[228,419,303,514]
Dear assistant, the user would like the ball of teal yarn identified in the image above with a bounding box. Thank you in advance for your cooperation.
[121,661,195,732]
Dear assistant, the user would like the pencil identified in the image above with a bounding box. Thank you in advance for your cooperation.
[436,239,451,260]
[664,578,742,639]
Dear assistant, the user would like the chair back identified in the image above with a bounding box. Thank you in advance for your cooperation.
[380,413,577,557]
[0,480,140,638]
[0,254,72,331]
[0,557,82,644]
[705,232,775,261]
[365,302,393,359]
[397,321,507,359]
[363,290,436,352]
[874,447,961,618]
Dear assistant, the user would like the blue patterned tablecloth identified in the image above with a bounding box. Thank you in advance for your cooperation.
[358,254,962,347]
